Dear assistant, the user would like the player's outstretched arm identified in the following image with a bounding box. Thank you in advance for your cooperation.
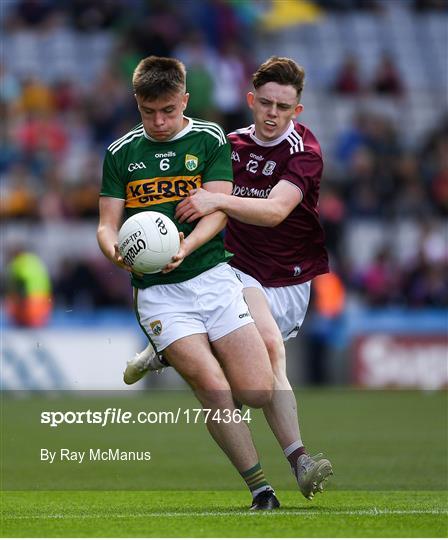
[97,196,132,272]
[176,180,303,227]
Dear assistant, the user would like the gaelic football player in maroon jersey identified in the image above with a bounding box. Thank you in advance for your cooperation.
[174,57,334,500]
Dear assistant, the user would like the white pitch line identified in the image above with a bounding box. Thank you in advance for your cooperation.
[2,509,447,520]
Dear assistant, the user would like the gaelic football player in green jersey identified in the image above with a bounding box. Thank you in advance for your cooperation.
[126,57,334,503]
[97,56,279,510]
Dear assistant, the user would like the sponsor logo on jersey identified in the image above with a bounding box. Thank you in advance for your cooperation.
[128,162,146,172]
[185,154,198,171]
[231,150,240,162]
[250,153,264,161]
[232,184,272,199]
[294,265,302,276]
[150,320,162,335]
[125,176,202,208]
[262,160,276,176]
[238,311,250,319]
[155,151,176,158]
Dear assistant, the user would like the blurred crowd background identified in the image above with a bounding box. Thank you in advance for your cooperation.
[1,0,447,376]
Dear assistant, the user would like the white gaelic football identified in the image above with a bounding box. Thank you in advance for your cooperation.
[118,212,180,274]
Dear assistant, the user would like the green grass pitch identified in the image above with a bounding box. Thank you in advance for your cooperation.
[1,389,447,537]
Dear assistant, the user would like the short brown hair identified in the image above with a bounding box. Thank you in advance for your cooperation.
[132,56,186,101]
[253,56,305,100]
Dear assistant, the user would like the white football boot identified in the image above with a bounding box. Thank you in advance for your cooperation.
[123,343,167,385]
[295,453,333,500]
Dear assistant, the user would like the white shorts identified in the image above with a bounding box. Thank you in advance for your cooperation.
[135,263,254,352]
[233,268,311,341]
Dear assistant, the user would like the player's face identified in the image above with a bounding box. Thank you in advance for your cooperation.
[247,82,303,141]
[135,91,189,141]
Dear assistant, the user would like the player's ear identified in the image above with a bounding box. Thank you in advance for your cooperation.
[294,103,304,117]
[247,92,255,109]
[182,93,190,111]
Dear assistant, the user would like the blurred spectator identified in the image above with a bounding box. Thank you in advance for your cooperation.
[403,252,448,307]
[126,1,180,58]
[83,67,132,147]
[332,54,362,95]
[356,247,402,306]
[37,166,70,221]
[4,246,53,327]
[55,257,132,309]
[12,0,56,27]
[174,31,218,120]
[15,111,68,162]
[315,0,382,11]
[305,269,346,384]
[392,154,433,218]
[18,76,54,114]
[68,0,125,31]
[319,184,346,264]
[335,110,371,166]
[370,53,405,97]
[211,41,251,132]
[345,146,383,217]
[413,0,448,11]
[0,64,21,110]
[188,0,242,50]
[422,120,448,216]
[1,163,39,220]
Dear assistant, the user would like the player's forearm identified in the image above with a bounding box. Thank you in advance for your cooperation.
[218,194,284,227]
[183,211,228,256]
[97,225,118,262]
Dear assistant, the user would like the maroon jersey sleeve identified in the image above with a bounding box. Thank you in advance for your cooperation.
[281,151,323,201]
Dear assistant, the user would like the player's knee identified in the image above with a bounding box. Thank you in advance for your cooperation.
[191,372,233,408]
[233,370,273,408]
[235,387,272,409]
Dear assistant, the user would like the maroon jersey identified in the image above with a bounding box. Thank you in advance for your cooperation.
[226,121,329,287]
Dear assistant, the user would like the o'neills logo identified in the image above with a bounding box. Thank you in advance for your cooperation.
[126,176,202,208]
[123,238,146,266]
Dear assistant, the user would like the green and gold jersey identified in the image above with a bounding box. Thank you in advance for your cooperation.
[100,117,234,288]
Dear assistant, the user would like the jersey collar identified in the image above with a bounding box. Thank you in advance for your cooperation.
[143,117,193,142]
[249,120,295,147]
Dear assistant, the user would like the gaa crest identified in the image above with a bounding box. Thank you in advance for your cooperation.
[262,160,276,176]
[185,154,198,171]
[150,320,162,335]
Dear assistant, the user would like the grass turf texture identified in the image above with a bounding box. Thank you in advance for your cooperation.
[1,389,447,537]
[2,490,447,537]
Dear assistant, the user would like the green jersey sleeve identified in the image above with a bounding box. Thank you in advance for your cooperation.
[202,136,234,184]
[100,150,125,199]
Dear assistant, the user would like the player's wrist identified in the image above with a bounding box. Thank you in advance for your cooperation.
[217,192,229,212]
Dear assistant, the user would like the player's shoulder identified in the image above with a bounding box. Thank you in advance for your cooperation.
[228,124,253,143]
[190,118,227,146]
[289,121,322,158]
[107,123,145,156]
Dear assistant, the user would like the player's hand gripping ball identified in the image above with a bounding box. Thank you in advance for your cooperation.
[118,212,180,274]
